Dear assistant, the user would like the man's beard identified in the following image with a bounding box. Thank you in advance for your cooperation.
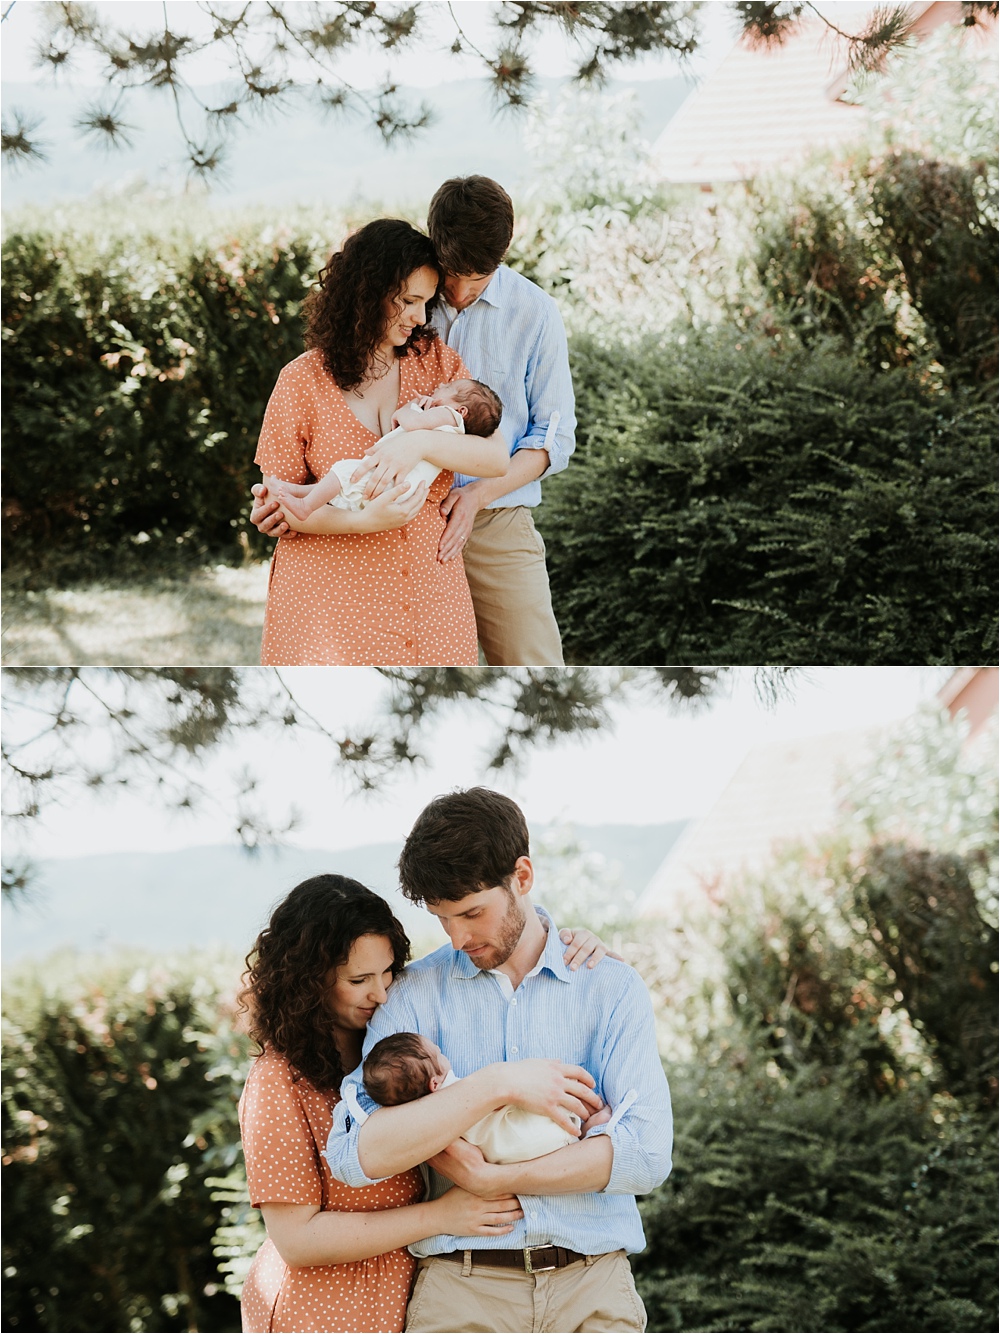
[469,888,526,971]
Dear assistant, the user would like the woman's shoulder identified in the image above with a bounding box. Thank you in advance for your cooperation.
[275,348,329,387]
[409,334,461,374]
[244,1047,329,1097]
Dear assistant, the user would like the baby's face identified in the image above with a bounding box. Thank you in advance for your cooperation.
[418,1037,452,1089]
[426,381,469,410]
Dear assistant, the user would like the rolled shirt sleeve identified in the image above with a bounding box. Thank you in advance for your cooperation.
[583,971,674,1196]
[509,305,576,481]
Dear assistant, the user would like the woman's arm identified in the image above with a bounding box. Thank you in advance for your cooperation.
[260,1186,522,1268]
[355,1060,602,1181]
[261,475,428,535]
[354,428,508,498]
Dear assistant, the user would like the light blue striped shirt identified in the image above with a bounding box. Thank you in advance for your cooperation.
[324,909,673,1257]
[431,265,577,508]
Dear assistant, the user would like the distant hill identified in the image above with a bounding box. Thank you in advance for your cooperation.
[1,821,687,962]
[0,75,694,211]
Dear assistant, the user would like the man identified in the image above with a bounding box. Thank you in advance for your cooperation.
[251,176,575,666]
[324,788,672,1334]
[425,176,575,667]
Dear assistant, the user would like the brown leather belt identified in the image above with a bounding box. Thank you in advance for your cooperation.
[438,1246,588,1273]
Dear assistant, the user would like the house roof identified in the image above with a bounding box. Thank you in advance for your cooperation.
[652,2,991,186]
[637,725,882,917]
[638,669,997,920]
[653,17,867,185]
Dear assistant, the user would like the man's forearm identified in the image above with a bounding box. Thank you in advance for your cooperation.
[463,447,550,507]
[504,1135,613,1196]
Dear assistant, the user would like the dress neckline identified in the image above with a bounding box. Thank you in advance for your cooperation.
[338,355,403,438]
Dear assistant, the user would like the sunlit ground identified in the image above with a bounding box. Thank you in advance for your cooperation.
[1,563,269,665]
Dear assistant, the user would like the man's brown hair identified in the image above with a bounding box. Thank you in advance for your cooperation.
[363,1032,439,1106]
[427,176,514,276]
[398,787,529,904]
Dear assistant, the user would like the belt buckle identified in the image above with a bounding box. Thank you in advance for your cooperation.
[524,1247,556,1274]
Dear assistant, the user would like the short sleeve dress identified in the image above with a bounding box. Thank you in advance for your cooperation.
[239,1048,423,1334]
[255,340,479,665]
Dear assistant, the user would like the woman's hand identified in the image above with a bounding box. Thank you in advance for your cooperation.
[356,480,428,532]
[250,481,291,538]
[433,1178,523,1231]
[353,435,425,499]
[558,928,625,971]
[429,1140,509,1200]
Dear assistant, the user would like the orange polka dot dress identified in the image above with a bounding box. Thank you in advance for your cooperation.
[239,1048,423,1334]
[255,341,479,665]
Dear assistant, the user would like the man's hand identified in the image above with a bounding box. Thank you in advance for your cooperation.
[438,484,484,563]
[486,1059,602,1136]
[428,1139,507,1200]
[250,482,291,539]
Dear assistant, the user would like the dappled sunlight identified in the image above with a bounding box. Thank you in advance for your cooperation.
[1,564,269,666]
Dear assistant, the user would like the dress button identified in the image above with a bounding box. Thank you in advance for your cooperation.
[405,640,414,649]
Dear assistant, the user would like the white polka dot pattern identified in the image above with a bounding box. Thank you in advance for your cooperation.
[239,1048,422,1333]
[255,344,479,666]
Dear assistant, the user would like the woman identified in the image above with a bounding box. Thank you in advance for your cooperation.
[253,220,508,665]
[239,874,611,1333]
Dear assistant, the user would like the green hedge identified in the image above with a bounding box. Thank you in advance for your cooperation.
[2,223,315,580]
[541,334,998,664]
[1,954,247,1333]
[635,1073,998,1333]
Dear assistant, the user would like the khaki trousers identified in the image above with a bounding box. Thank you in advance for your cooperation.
[404,1251,647,1333]
[461,507,564,667]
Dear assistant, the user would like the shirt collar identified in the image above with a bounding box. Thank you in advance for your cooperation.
[449,905,572,984]
[439,265,506,322]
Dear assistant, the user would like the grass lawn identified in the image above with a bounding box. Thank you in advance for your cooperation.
[1,563,269,665]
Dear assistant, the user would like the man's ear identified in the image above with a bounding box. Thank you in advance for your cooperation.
[511,855,534,897]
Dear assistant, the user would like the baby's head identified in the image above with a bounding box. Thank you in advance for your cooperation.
[363,1032,452,1107]
[429,379,503,437]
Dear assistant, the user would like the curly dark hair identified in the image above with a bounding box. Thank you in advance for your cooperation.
[240,874,411,1092]
[303,219,441,392]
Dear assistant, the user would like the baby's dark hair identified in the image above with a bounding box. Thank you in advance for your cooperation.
[453,379,503,437]
[363,1032,439,1107]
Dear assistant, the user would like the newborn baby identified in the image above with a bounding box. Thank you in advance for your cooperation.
[274,377,503,521]
[363,1032,611,1165]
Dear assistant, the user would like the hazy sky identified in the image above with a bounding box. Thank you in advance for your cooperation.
[9,667,951,863]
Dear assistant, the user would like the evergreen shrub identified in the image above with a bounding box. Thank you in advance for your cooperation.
[2,222,317,582]
[634,1072,998,1333]
[1,953,247,1333]
[540,333,998,664]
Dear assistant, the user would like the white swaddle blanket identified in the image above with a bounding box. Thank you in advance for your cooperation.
[327,403,462,511]
[462,1102,580,1165]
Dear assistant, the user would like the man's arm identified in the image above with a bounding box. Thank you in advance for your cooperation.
[438,449,549,562]
[511,303,576,482]
[430,1131,614,1197]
